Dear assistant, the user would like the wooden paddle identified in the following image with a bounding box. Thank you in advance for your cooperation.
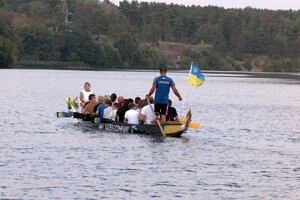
[147,99,166,137]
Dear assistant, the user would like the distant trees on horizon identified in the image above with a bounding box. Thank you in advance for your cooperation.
[0,0,299,72]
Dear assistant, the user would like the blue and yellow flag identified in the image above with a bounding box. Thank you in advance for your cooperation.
[188,63,205,87]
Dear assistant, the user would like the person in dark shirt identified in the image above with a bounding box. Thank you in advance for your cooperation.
[116,96,128,122]
[166,99,180,122]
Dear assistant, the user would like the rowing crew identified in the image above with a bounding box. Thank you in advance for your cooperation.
[80,92,179,125]
[79,66,183,125]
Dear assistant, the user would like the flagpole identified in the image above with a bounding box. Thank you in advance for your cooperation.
[182,62,193,109]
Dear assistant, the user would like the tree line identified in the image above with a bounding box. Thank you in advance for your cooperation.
[0,0,299,72]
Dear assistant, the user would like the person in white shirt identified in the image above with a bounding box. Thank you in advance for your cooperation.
[103,98,114,120]
[124,103,139,124]
[80,82,94,108]
[140,97,156,125]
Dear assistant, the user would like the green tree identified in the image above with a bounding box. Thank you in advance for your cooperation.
[17,26,56,61]
[0,36,18,68]
[185,43,220,70]
[243,60,252,71]
[112,31,137,62]
[93,35,121,67]
[61,31,121,67]
[132,43,165,68]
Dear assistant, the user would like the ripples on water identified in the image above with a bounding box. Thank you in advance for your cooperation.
[0,69,299,199]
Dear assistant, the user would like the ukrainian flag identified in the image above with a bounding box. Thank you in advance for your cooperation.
[188,63,205,87]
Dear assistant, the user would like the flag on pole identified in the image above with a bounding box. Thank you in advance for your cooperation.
[188,63,205,87]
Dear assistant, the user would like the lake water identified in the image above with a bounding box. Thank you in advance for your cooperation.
[0,69,299,200]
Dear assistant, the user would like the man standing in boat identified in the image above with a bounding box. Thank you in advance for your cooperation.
[147,66,183,124]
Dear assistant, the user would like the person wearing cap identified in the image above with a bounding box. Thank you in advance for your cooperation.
[124,103,139,124]
[147,66,182,124]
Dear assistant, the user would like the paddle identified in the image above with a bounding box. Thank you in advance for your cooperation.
[56,111,73,118]
[180,118,201,130]
[147,99,166,137]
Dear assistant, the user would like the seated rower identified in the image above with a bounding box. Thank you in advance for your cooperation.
[112,102,119,121]
[82,94,97,114]
[136,99,146,113]
[116,96,128,122]
[80,82,94,108]
[95,96,105,123]
[103,98,114,121]
[111,93,117,103]
[124,103,139,124]
[135,97,141,105]
[166,99,180,122]
[140,96,156,125]
[128,98,134,104]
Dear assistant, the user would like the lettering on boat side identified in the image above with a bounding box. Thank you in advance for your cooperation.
[98,123,130,133]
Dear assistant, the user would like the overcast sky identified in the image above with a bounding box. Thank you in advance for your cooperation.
[110,0,300,10]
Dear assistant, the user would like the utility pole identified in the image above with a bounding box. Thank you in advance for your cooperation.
[62,0,73,32]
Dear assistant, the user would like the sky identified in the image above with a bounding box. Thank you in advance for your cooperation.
[110,0,300,10]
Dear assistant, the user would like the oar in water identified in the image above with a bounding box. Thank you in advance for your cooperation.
[180,118,201,130]
[147,99,166,137]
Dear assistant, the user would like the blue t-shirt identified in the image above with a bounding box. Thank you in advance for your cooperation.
[96,103,105,123]
[153,76,175,104]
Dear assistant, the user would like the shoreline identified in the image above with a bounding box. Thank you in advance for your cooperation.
[2,67,300,80]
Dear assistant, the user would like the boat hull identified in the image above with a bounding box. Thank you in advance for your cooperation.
[71,112,190,137]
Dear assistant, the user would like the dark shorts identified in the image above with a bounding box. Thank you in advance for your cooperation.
[154,104,168,115]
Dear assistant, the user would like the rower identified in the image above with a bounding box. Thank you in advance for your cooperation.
[112,102,119,121]
[140,96,156,125]
[146,67,182,124]
[80,82,94,108]
[135,97,141,105]
[116,96,128,122]
[82,94,97,114]
[124,103,139,124]
[103,98,114,120]
[111,93,117,103]
[166,99,180,122]
[95,96,105,123]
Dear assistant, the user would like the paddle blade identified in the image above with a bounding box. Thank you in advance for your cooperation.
[180,118,201,130]
[57,111,73,118]
[188,123,201,129]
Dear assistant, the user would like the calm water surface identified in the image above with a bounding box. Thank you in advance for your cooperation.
[0,69,300,200]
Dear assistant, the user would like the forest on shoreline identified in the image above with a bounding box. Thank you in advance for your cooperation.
[0,0,299,72]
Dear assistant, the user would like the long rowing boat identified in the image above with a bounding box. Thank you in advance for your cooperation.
[57,109,192,137]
